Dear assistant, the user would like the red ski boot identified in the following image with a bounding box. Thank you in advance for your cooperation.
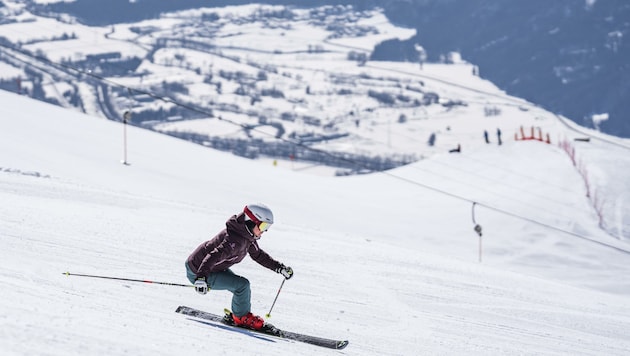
[232,312,265,330]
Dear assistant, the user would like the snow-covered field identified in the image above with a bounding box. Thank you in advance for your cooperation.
[2,88,630,355]
[0,1,550,165]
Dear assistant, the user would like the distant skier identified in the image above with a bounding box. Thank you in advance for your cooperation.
[185,203,293,330]
[497,128,503,145]
[449,143,461,153]
[484,130,490,144]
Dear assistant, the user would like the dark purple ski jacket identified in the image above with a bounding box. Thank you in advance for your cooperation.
[187,212,281,278]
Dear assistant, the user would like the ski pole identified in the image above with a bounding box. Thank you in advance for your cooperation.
[265,278,286,319]
[63,272,193,287]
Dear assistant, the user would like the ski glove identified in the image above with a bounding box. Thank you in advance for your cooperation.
[194,277,208,295]
[276,264,294,280]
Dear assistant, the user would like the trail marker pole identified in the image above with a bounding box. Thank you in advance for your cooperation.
[472,202,483,263]
[121,110,131,165]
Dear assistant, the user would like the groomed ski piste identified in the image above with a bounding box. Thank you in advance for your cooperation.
[2,88,630,354]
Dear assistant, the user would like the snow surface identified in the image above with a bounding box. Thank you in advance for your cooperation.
[1,2,630,354]
[2,86,630,355]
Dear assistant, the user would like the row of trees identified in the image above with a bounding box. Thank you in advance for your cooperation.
[164,130,416,173]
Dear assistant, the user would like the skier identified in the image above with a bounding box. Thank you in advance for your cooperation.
[185,203,294,330]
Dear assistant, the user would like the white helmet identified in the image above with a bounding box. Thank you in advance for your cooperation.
[243,203,274,228]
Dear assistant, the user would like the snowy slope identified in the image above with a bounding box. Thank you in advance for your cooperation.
[2,90,630,355]
[2,1,628,241]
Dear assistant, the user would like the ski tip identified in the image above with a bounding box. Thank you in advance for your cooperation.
[337,340,350,350]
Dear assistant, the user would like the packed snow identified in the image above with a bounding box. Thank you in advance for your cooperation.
[1,3,630,355]
[2,86,630,355]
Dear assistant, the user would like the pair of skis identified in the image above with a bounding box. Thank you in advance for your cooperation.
[175,305,349,350]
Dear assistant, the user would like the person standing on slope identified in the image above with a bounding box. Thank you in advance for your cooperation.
[185,203,294,330]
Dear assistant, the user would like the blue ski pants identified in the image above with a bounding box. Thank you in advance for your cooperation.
[185,261,251,317]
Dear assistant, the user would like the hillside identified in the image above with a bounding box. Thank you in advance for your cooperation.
[375,0,630,139]
[1,3,630,353]
[2,87,630,355]
[2,0,628,140]
[0,2,557,173]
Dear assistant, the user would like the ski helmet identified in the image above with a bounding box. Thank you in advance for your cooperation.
[243,203,274,231]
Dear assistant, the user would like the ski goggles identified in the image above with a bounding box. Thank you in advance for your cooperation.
[258,221,271,232]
